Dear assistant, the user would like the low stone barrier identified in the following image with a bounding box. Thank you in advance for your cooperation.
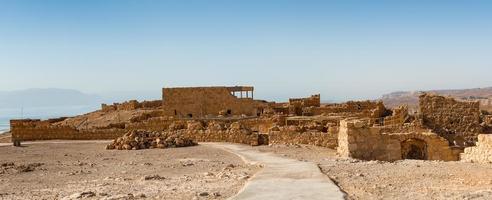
[269,131,337,149]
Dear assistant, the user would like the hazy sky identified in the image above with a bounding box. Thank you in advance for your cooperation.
[1,0,491,101]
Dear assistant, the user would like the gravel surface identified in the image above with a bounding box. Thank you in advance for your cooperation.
[0,142,260,200]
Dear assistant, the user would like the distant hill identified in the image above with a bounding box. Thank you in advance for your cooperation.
[380,87,492,110]
[0,88,104,108]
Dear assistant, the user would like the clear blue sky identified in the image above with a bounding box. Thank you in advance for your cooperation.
[1,0,491,101]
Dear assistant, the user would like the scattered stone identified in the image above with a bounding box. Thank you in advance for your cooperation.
[106,130,197,150]
[61,191,95,200]
[203,172,214,176]
[198,192,209,197]
[212,192,221,197]
[14,163,44,173]
[142,175,166,181]
[238,175,250,180]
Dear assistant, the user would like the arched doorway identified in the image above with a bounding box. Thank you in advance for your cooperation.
[401,139,428,160]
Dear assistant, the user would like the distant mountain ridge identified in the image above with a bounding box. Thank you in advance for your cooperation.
[0,88,104,108]
[380,87,492,109]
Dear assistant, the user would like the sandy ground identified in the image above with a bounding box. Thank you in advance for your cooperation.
[255,144,492,200]
[2,141,492,200]
[0,132,11,143]
[0,142,260,200]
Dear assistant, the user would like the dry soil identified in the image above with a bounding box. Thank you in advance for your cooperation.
[256,144,492,200]
[0,141,260,200]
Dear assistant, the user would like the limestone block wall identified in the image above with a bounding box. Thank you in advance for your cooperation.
[269,130,337,149]
[183,130,260,146]
[288,94,321,116]
[289,94,321,107]
[312,101,387,118]
[461,134,492,163]
[11,119,125,142]
[240,118,275,133]
[337,119,460,161]
[381,106,409,126]
[419,93,482,146]
[125,117,178,131]
[10,118,263,146]
[162,87,259,117]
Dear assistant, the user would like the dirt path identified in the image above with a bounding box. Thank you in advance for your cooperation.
[205,143,346,200]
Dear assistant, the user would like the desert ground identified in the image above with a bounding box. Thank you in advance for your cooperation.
[256,144,492,200]
[0,132,11,143]
[0,141,260,200]
[1,141,492,200]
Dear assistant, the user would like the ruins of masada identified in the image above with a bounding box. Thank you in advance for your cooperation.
[9,86,492,162]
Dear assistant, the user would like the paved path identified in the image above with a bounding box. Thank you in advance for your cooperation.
[205,143,346,200]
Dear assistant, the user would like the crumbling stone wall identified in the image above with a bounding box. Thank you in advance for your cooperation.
[10,119,125,143]
[11,118,264,146]
[125,117,177,131]
[162,87,261,118]
[288,94,320,116]
[419,94,482,146]
[337,119,461,161]
[183,121,261,145]
[102,100,162,112]
[267,120,338,149]
[461,134,492,163]
[269,130,337,149]
[380,106,410,126]
[312,101,388,118]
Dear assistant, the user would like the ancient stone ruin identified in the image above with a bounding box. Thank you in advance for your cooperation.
[419,93,482,146]
[9,86,492,162]
[461,134,492,163]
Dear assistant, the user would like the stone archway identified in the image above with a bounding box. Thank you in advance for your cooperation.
[401,138,428,160]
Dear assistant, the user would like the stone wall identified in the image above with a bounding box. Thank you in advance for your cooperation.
[170,121,262,146]
[337,119,461,161]
[419,93,482,146]
[269,130,337,149]
[313,101,388,118]
[288,94,320,116]
[102,100,162,112]
[380,106,410,126]
[289,94,321,107]
[10,119,125,142]
[162,87,261,118]
[461,134,492,163]
[10,118,265,146]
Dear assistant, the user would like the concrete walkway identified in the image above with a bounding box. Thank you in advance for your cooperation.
[205,143,346,200]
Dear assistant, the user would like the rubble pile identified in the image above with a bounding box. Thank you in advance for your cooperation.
[106,130,197,150]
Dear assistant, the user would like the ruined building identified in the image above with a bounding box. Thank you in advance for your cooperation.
[419,93,482,146]
[162,86,263,118]
[9,86,492,163]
